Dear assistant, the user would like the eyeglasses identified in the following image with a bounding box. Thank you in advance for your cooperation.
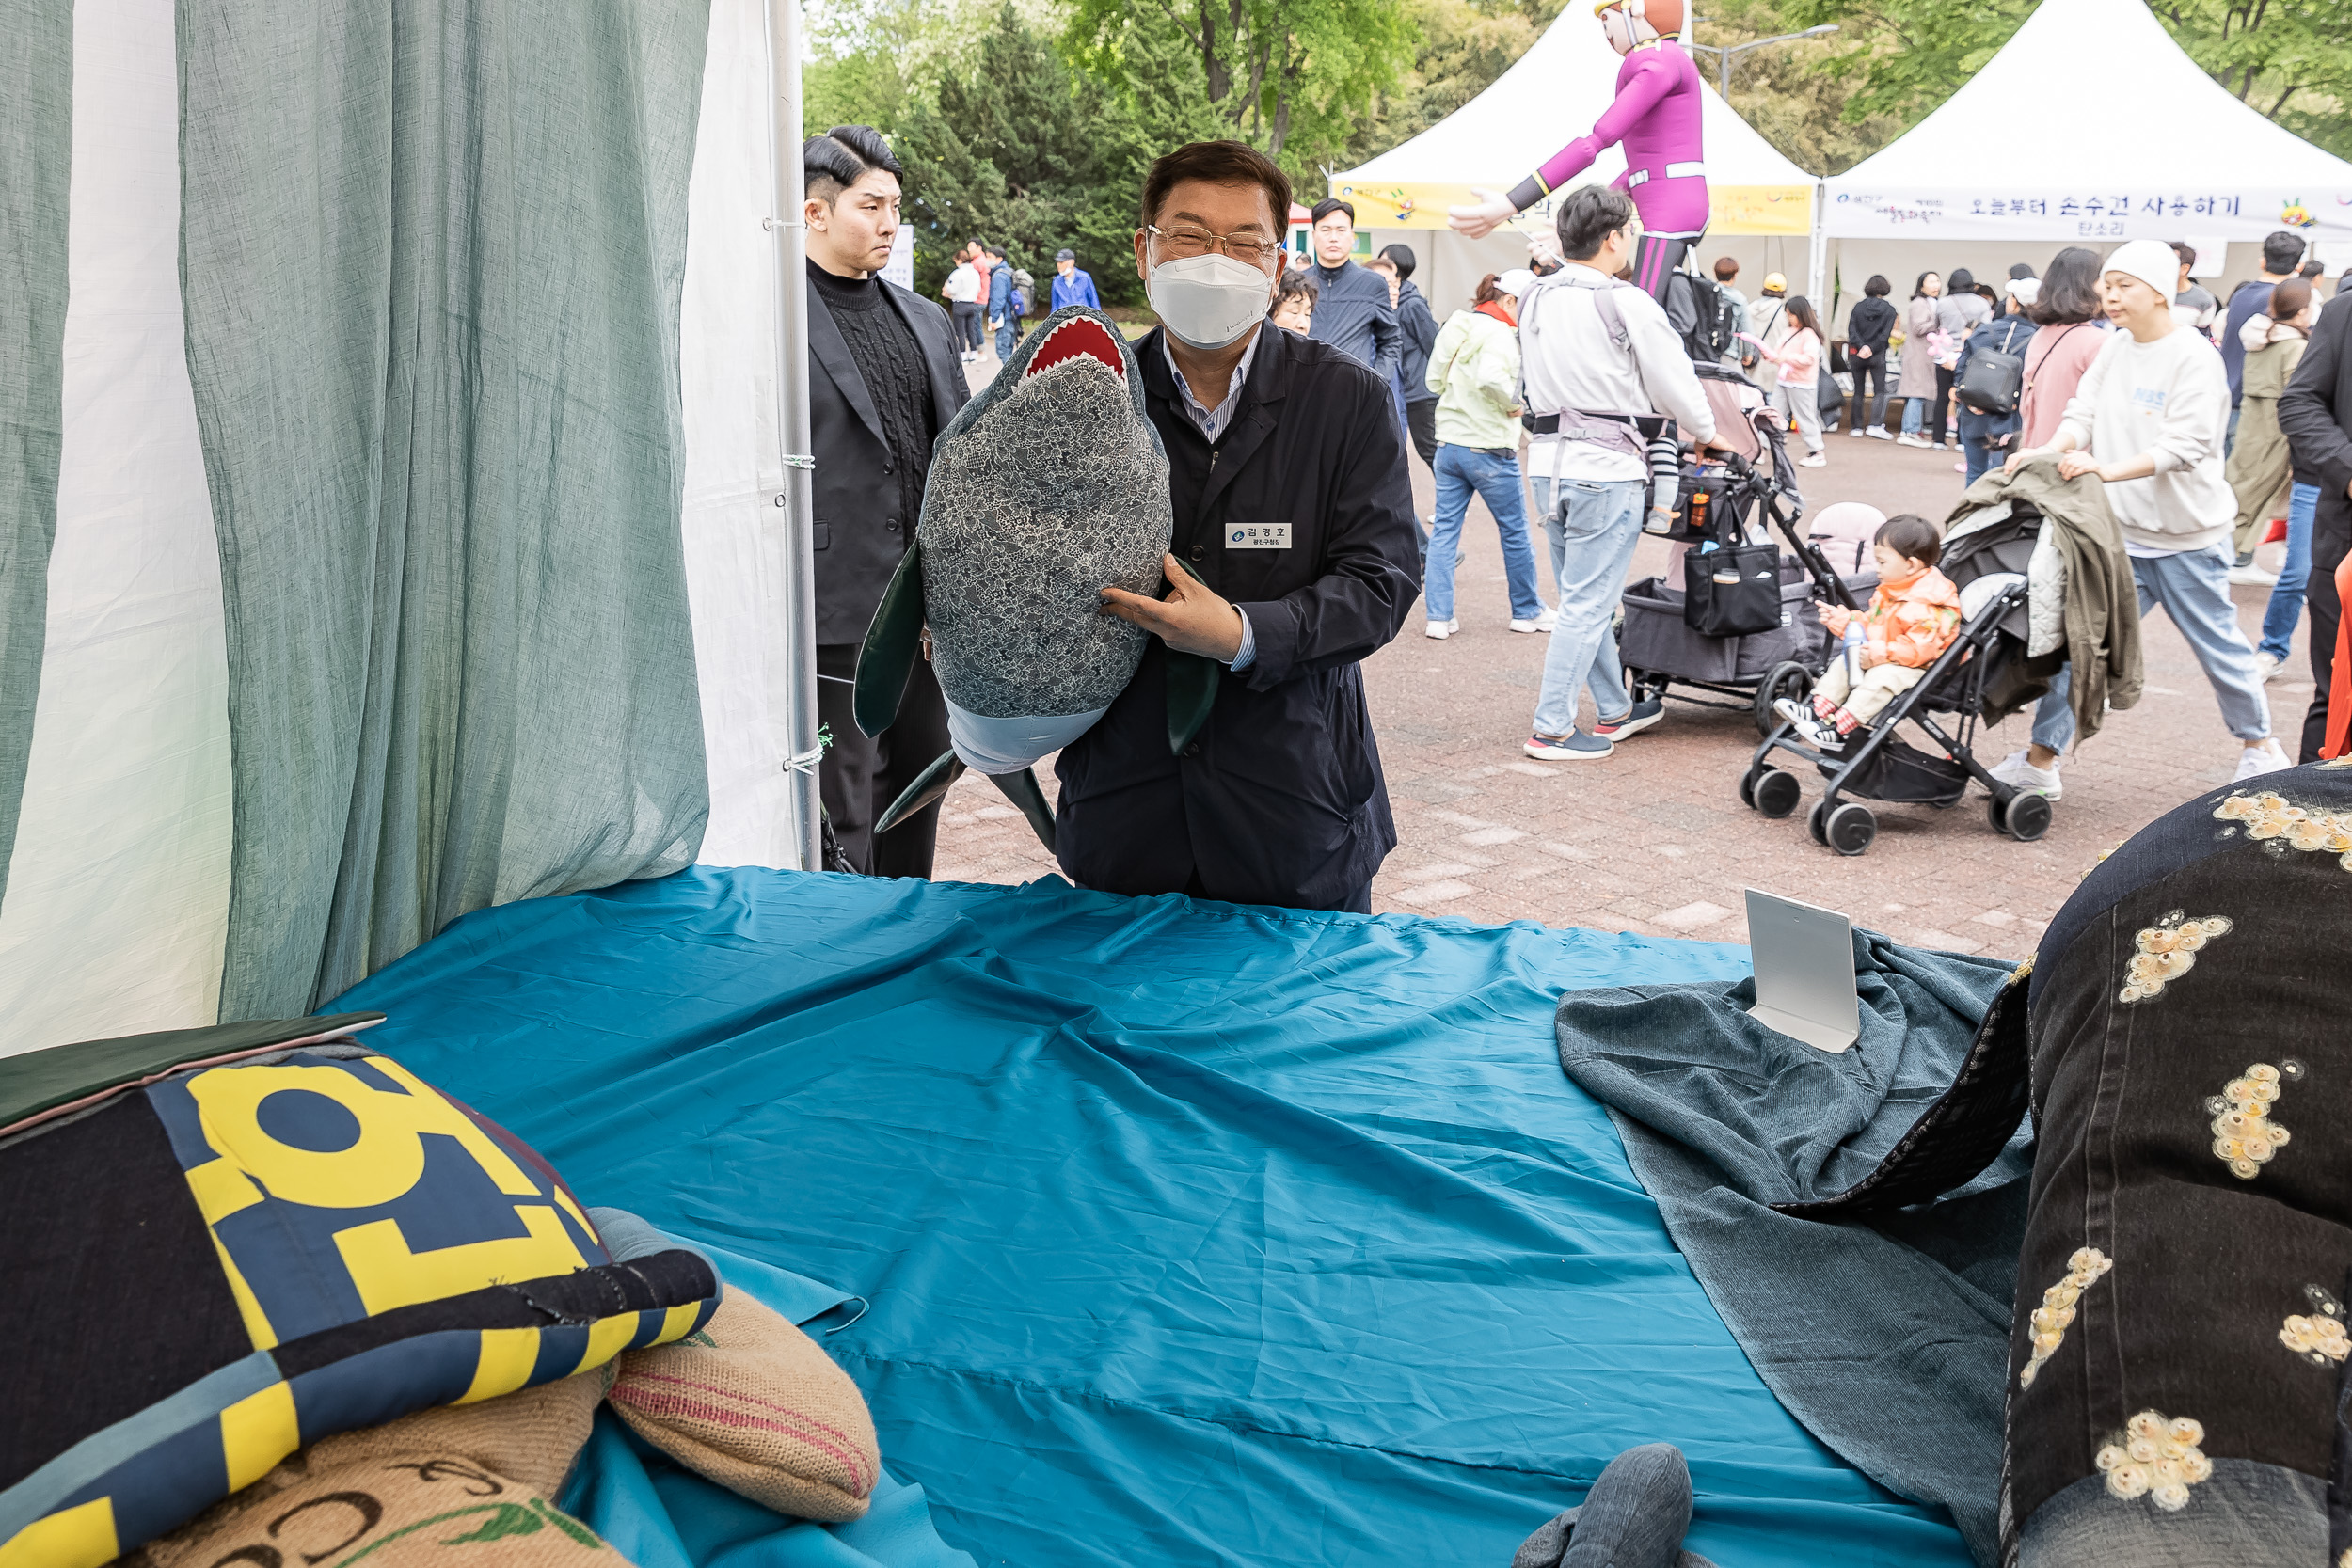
[1144,225,1282,276]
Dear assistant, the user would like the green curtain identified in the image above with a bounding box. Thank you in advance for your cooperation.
[0,0,71,914]
[179,0,713,1018]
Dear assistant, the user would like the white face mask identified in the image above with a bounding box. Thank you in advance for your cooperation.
[1147,252,1273,351]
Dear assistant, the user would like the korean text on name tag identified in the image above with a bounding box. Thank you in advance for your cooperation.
[1227,524,1291,550]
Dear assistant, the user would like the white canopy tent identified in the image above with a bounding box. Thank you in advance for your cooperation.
[1823,0,2352,316]
[1329,20,1820,313]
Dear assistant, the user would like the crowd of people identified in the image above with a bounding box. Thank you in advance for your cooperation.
[803,115,2352,913]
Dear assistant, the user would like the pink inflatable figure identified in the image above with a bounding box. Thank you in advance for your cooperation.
[1450,0,1706,301]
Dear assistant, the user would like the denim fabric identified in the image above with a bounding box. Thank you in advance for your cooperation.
[993,313,1016,360]
[1556,933,2026,1566]
[2029,546,2271,752]
[1531,476,1644,735]
[1955,408,2017,487]
[2259,481,2321,661]
[1903,396,1930,436]
[2005,764,2352,1559]
[1425,445,1543,623]
[2018,1461,2326,1567]
[1514,1445,1718,1568]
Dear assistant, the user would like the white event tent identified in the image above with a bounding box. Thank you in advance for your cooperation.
[1822,0,2352,313]
[1329,16,1820,311]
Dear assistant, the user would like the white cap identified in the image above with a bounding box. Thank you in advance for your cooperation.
[2102,239,2179,302]
[2006,277,2041,306]
[1496,268,1536,297]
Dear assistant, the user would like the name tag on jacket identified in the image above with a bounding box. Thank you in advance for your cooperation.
[1226,523,1292,550]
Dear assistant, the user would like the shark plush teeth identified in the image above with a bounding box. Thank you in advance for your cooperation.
[853,307,1184,852]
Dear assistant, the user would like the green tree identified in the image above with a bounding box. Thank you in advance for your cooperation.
[2157,0,2352,159]
[1066,0,1416,182]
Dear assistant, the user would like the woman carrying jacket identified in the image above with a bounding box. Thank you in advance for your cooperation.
[1898,272,1945,447]
[1422,271,1545,638]
[2228,276,2318,677]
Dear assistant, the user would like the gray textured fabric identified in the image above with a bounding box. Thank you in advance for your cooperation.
[2018,1460,2327,1567]
[1511,1444,1717,1568]
[919,309,1171,720]
[178,0,712,1017]
[1555,933,2026,1567]
[0,0,71,914]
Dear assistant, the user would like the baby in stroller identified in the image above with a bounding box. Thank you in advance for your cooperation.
[1775,515,1963,751]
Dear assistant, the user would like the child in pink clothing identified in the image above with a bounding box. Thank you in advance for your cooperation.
[1775,515,1963,751]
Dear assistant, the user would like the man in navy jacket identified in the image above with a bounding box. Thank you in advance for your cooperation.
[1059,144,1422,912]
[1303,198,1401,386]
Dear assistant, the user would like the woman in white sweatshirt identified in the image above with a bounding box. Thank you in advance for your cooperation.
[1998,238,2288,791]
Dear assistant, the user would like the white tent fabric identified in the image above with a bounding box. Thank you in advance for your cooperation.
[1825,0,2352,242]
[1332,24,1816,237]
[0,0,792,1057]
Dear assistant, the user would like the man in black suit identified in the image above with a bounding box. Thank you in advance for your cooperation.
[803,126,970,874]
[1064,141,1422,912]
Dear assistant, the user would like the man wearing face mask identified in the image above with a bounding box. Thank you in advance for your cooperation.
[1057,140,1422,912]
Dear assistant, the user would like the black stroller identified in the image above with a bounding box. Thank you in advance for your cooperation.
[1615,390,1863,736]
[1737,503,2053,856]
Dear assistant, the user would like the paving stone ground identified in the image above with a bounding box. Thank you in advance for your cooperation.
[930,357,2313,957]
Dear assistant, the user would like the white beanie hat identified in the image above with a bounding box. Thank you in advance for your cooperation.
[2102,240,2179,301]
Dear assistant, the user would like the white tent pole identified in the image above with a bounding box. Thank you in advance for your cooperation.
[1806,183,1826,307]
[767,0,823,872]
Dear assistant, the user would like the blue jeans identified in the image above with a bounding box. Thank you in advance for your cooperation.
[1956,411,2013,487]
[1530,475,1644,735]
[1901,395,1930,436]
[1426,444,1543,623]
[992,314,1016,359]
[2257,481,2320,660]
[2027,546,2271,753]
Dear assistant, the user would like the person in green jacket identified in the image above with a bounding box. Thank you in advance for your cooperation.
[1422,269,1549,639]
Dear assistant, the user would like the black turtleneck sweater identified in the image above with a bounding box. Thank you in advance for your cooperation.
[809,261,936,532]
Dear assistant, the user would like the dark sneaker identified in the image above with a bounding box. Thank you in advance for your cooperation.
[1590,699,1664,741]
[1524,730,1613,761]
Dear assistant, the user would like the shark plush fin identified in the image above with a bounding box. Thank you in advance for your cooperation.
[853,538,927,739]
[874,748,964,835]
[1166,654,1219,756]
[1159,553,1224,756]
[989,768,1057,854]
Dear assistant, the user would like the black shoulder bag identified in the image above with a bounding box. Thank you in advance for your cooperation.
[1954,317,2033,416]
[1681,488,1783,639]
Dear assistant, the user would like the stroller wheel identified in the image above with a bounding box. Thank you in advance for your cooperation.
[1806,800,1829,846]
[1754,661,1814,738]
[1754,768,1803,819]
[1824,801,1877,856]
[1739,764,1760,809]
[2001,791,2053,842]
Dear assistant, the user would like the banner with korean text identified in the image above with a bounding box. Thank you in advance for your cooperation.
[1823,186,2352,243]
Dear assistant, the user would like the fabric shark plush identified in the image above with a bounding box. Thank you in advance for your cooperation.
[856,306,1216,851]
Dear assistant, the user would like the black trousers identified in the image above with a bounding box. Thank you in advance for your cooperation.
[1404,397,1438,467]
[1931,365,1955,446]
[816,642,950,877]
[949,300,981,352]
[1848,356,1889,433]
[2301,506,2348,763]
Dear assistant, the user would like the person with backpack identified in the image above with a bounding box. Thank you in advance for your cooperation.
[1951,281,2037,486]
[1422,271,1547,640]
[1517,186,1726,761]
[1712,256,1751,371]
[983,245,1016,361]
[1845,275,1897,440]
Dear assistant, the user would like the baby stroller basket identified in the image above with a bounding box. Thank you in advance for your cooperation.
[1737,578,2048,856]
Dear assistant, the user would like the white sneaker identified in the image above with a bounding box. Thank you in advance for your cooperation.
[2234,739,2292,780]
[1896,434,1931,449]
[1867,426,1895,441]
[1799,452,1828,467]
[1424,619,1458,640]
[1988,747,2064,802]
[2227,562,2280,587]
[1508,608,1557,633]
[2254,650,2287,683]
[1849,428,1867,438]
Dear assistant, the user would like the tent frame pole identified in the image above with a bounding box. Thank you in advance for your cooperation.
[767,0,823,872]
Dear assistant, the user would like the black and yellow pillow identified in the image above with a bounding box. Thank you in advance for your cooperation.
[0,1014,720,1567]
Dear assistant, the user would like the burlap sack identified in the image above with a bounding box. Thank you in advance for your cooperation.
[607,1291,879,1521]
[130,1373,621,1567]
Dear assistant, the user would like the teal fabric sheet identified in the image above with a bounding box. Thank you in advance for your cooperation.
[333,868,1974,1568]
